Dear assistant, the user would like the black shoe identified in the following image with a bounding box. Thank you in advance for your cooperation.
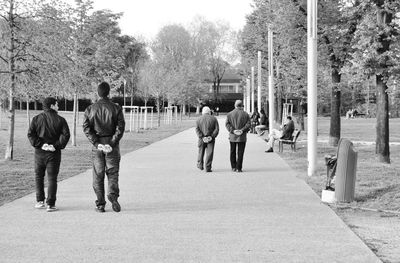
[206,169,212,173]
[236,169,243,173]
[95,205,105,213]
[265,147,274,153]
[231,168,237,172]
[197,165,204,170]
[264,138,269,142]
[108,197,121,212]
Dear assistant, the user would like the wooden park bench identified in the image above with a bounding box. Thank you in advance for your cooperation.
[278,129,301,152]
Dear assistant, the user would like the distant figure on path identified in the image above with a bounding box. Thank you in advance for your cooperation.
[83,82,125,213]
[255,108,268,136]
[265,115,295,153]
[225,100,251,172]
[28,97,70,212]
[195,106,219,172]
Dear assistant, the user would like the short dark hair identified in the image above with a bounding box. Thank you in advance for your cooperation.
[287,116,292,120]
[43,97,57,110]
[98,82,110,98]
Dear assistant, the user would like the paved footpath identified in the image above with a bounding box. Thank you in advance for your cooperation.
[0,119,381,263]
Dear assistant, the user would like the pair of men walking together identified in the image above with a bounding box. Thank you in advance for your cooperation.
[196,100,251,173]
[28,82,124,213]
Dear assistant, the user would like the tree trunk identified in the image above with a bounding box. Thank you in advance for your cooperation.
[0,103,2,130]
[64,98,67,112]
[5,1,16,160]
[329,69,341,146]
[5,76,15,160]
[72,93,78,146]
[375,75,390,163]
[34,100,38,110]
[366,77,370,117]
[156,97,161,127]
[276,88,282,124]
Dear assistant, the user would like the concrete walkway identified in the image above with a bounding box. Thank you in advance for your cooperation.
[0,119,381,263]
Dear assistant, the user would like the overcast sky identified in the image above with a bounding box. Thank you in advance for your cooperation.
[64,0,253,40]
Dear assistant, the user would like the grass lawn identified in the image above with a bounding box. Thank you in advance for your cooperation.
[281,116,400,212]
[0,110,196,206]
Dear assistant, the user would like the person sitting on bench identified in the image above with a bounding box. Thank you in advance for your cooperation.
[265,116,295,153]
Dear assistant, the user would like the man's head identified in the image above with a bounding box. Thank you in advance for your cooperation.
[98,82,110,98]
[43,97,58,112]
[234,100,243,109]
[202,106,211,115]
[284,115,292,124]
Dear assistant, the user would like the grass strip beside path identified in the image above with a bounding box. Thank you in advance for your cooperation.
[0,110,196,206]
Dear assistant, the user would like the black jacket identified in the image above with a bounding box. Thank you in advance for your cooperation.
[82,98,125,147]
[280,120,295,140]
[27,109,70,150]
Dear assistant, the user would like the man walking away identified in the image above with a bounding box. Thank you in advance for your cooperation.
[225,100,251,173]
[195,106,219,172]
[265,115,295,153]
[83,82,125,213]
[28,97,70,212]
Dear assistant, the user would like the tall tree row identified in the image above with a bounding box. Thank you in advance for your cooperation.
[241,0,400,163]
[0,0,148,159]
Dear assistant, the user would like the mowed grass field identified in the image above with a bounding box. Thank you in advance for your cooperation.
[0,110,196,206]
[280,116,400,212]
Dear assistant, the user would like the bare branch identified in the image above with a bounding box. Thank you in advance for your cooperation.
[0,54,8,63]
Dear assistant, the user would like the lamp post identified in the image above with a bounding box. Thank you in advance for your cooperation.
[268,27,274,132]
[251,66,255,113]
[307,0,318,176]
[258,51,262,113]
[246,77,251,113]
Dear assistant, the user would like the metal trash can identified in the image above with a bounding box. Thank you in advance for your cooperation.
[335,139,358,202]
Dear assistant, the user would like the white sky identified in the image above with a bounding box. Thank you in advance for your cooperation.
[65,0,253,40]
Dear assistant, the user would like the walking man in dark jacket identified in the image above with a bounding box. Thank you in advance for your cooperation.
[225,100,251,173]
[83,82,125,213]
[195,106,219,172]
[28,97,70,212]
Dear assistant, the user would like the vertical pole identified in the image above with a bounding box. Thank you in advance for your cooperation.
[268,27,275,132]
[257,51,262,112]
[144,107,148,130]
[246,77,251,113]
[129,107,133,132]
[151,108,153,129]
[307,0,318,176]
[251,66,255,113]
[123,79,126,107]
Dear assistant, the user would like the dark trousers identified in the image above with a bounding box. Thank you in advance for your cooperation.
[92,144,121,207]
[230,142,246,171]
[197,141,215,170]
[34,149,61,206]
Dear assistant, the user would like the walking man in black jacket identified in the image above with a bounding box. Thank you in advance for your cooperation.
[83,82,125,213]
[28,97,70,212]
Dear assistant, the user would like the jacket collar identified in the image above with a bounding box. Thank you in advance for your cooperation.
[44,108,57,114]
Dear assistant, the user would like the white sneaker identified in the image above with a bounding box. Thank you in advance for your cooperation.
[34,201,45,209]
[46,205,58,212]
